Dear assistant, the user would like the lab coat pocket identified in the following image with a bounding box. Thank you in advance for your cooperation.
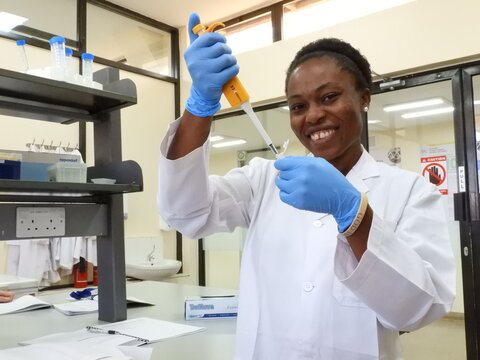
[332,278,367,308]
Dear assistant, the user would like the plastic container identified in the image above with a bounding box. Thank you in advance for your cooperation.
[65,47,74,82]
[0,159,20,180]
[47,162,87,183]
[49,36,66,80]
[81,52,94,87]
[16,40,29,73]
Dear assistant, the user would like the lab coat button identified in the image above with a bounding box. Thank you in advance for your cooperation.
[303,282,314,292]
[313,220,323,228]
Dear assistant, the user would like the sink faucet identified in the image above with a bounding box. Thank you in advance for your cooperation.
[146,244,156,264]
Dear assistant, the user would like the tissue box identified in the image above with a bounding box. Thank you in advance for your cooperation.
[48,162,87,183]
[185,295,238,320]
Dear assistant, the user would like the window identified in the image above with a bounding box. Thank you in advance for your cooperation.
[218,12,273,55]
[1,0,77,41]
[86,3,173,77]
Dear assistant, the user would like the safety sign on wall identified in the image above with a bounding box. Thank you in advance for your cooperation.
[421,155,448,194]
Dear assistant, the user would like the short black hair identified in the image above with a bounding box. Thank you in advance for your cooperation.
[285,38,372,93]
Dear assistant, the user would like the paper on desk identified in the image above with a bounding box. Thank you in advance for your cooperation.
[53,296,154,316]
[53,299,98,315]
[0,295,50,315]
[21,317,205,346]
[91,317,205,343]
[0,341,152,360]
[20,328,135,347]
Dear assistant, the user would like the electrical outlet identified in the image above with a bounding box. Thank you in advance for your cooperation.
[16,207,66,238]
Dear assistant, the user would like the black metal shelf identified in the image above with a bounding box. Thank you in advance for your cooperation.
[0,67,140,322]
[0,179,141,195]
[0,68,137,124]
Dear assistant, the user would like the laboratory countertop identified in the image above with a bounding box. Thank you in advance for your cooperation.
[0,281,238,360]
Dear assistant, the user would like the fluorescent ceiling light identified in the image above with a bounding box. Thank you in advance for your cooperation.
[210,135,224,142]
[368,119,381,124]
[383,97,444,112]
[401,106,454,119]
[212,139,247,148]
[474,100,480,105]
[0,12,28,32]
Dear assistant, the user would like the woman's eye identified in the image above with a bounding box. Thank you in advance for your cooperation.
[289,104,304,112]
[322,93,338,103]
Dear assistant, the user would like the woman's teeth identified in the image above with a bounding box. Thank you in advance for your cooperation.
[310,129,335,141]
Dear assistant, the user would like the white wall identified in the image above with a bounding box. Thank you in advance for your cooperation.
[206,0,480,111]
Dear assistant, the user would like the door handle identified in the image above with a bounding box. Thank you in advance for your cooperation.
[454,192,480,221]
[454,192,467,221]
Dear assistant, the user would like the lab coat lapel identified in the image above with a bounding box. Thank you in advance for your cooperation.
[346,150,380,194]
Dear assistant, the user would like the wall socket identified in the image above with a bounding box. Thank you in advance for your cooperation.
[16,207,66,238]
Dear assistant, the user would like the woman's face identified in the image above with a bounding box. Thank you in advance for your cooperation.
[286,56,370,174]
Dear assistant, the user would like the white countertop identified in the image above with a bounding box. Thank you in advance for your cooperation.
[0,281,238,360]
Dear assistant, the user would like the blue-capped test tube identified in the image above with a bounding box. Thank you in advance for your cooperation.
[65,48,73,67]
[65,47,73,81]
[81,53,94,87]
[16,40,29,73]
[49,36,66,80]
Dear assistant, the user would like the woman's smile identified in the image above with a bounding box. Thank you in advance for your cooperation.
[309,128,336,142]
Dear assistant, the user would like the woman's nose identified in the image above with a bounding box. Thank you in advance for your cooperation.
[305,104,325,123]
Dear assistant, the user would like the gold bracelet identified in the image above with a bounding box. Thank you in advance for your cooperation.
[340,193,368,237]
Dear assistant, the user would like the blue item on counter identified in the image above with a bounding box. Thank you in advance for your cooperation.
[0,160,20,180]
[69,288,97,300]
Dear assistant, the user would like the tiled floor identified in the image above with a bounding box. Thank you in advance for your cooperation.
[401,315,466,359]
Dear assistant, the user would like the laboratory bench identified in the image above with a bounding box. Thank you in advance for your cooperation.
[0,281,237,360]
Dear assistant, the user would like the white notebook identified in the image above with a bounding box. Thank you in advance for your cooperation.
[21,317,205,346]
[0,295,50,315]
[53,296,154,316]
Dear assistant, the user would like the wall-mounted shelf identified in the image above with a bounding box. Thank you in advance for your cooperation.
[0,68,136,123]
[0,179,140,195]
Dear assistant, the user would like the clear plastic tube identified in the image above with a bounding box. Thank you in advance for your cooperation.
[64,47,74,82]
[81,53,94,87]
[16,40,29,72]
[49,36,66,80]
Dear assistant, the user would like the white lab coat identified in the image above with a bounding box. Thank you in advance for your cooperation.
[157,119,455,360]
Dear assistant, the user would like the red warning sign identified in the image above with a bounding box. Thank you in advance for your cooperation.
[421,156,447,194]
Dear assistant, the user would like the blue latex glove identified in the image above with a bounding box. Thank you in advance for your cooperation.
[184,13,239,117]
[274,156,361,232]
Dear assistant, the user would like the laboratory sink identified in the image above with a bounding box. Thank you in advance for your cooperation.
[125,259,181,281]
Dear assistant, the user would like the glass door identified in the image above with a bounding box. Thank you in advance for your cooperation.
[369,72,468,359]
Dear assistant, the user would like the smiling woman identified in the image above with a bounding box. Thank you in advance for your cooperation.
[157,14,456,359]
[285,38,371,174]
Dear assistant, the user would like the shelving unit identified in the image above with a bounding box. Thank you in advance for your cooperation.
[0,67,142,322]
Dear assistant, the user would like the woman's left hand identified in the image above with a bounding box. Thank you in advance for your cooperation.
[274,156,360,232]
[0,290,15,303]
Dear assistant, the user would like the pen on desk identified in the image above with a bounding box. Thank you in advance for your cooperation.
[86,325,149,343]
